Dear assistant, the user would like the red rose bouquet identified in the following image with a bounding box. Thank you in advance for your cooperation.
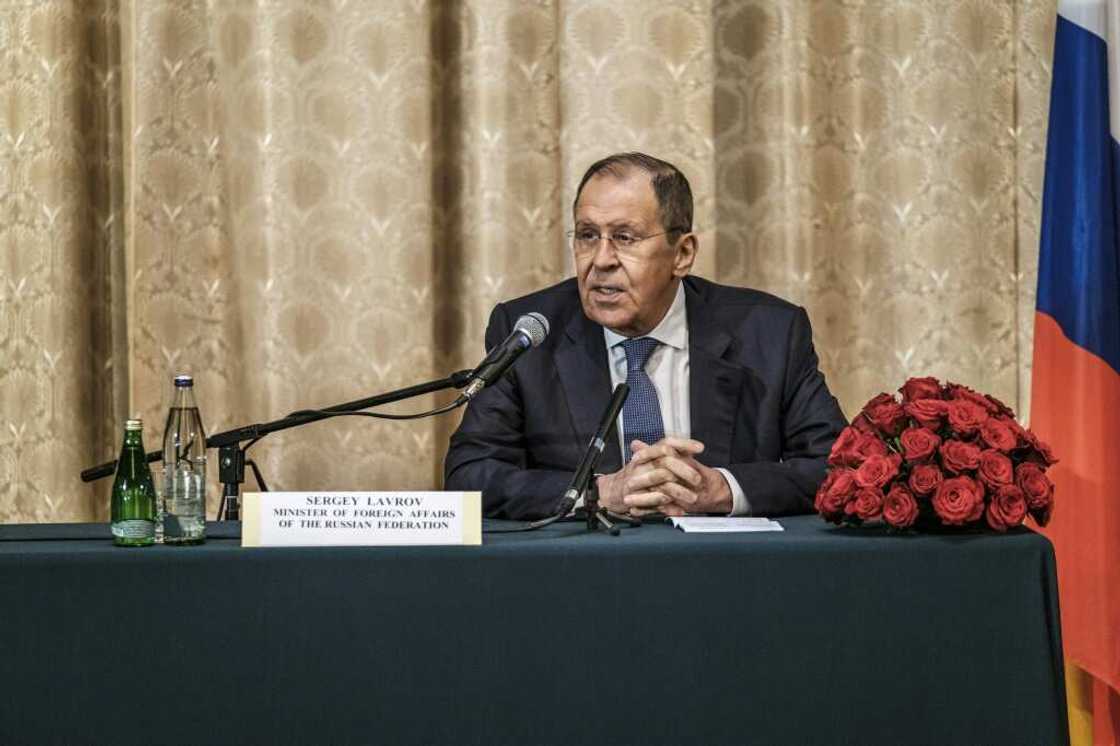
[815,377,1057,532]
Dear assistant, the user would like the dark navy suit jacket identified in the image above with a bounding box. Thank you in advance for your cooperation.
[444,275,847,520]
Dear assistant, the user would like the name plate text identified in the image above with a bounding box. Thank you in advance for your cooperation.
[241,491,482,547]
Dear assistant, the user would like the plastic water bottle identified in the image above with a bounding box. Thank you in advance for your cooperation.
[160,374,207,544]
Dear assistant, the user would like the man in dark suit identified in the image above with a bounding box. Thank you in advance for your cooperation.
[445,152,847,520]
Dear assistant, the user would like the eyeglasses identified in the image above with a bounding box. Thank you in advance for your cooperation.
[567,228,686,257]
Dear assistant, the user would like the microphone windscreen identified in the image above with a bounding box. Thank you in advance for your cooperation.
[515,313,550,347]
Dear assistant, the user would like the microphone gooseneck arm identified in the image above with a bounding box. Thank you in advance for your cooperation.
[458,331,530,401]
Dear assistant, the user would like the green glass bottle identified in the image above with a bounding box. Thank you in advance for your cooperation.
[111,418,157,547]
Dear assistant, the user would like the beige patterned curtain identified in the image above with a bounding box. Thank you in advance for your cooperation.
[0,0,1056,523]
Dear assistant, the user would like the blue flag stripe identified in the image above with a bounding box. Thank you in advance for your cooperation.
[1037,14,1120,376]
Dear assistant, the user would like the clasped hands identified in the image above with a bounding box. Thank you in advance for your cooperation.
[595,437,732,517]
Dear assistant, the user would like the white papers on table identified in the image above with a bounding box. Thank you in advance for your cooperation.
[667,517,784,533]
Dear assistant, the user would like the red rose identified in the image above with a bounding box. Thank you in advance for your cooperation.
[855,453,902,489]
[977,449,1014,490]
[862,393,908,437]
[979,418,1017,453]
[946,399,989,436]
[1001,416,1030,447]
[844,487,884,520]
[883,485,919,528]
[850,413,876,434]
[852,431,889,461]
[827,427,863,467]
[908,463,944,496]
[984,393,1016,418]
[815,468,858,518]
[904,399,948,430]
[1015,462,1054,510]
[862,392,894,411]
[947,383,1001,414]
[898,376,943,403]
[828,427,891,468]
[900,426,940,462]
[939,439,982,474]
[932,475,985,525]
[1023,430,1059,466]
[985,484,1027,532]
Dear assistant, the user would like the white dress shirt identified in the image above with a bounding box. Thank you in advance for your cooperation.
[601,283,750,516]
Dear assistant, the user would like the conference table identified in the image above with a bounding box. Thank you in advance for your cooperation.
[0,514,1067,745]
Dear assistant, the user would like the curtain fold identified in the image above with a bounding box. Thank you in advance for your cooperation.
[0,0,1056,523]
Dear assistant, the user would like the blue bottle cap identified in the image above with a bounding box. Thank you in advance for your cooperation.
[173,375,194,387]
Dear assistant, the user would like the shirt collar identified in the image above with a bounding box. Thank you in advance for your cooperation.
[603,281,688,350]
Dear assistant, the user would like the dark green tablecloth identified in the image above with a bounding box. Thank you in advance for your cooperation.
[0,516,1067,745]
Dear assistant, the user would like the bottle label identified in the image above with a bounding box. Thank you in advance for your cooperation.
[112,520,155,539]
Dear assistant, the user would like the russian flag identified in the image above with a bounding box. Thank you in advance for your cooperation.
[1033,1,1120,741]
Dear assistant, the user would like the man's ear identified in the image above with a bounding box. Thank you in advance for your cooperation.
[672,233,698,277]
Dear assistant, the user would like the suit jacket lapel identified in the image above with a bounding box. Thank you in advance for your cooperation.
[686,280,749,466]
[554,309,623,472]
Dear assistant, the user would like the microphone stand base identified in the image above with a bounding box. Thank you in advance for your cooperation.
[217,444,244,522]
[584,484,640,536]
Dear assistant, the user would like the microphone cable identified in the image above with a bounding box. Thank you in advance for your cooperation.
[482,511,569,534]
[231,382,474,508]
[285,399,465,422]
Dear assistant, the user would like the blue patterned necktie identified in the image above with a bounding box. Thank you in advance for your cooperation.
[620,337,665,459]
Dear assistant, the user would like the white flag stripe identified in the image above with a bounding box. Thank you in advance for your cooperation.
[1058,0,1120,141]
[1059,0,1108,38]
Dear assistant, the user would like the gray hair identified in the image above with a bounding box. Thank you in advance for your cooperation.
[573,152,693,237]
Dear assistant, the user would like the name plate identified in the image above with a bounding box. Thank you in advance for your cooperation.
[241,491,481,547]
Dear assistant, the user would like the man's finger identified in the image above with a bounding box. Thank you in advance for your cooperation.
[657,480,698,505]
[631,502,686,518]
[623,491,671,508]
[630,506,660,517]
[652,455,702,487]
[629,441,684,466]
[629,438,706,467]
[652,437,705,455]
[625,467,676,492]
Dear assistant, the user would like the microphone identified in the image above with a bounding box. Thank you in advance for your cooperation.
[555,383,630,516]
[459,312,549,401]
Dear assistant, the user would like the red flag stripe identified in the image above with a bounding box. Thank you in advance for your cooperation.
[1032,311,1120,694]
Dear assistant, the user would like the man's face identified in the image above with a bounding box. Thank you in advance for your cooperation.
[573,171,695,337]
